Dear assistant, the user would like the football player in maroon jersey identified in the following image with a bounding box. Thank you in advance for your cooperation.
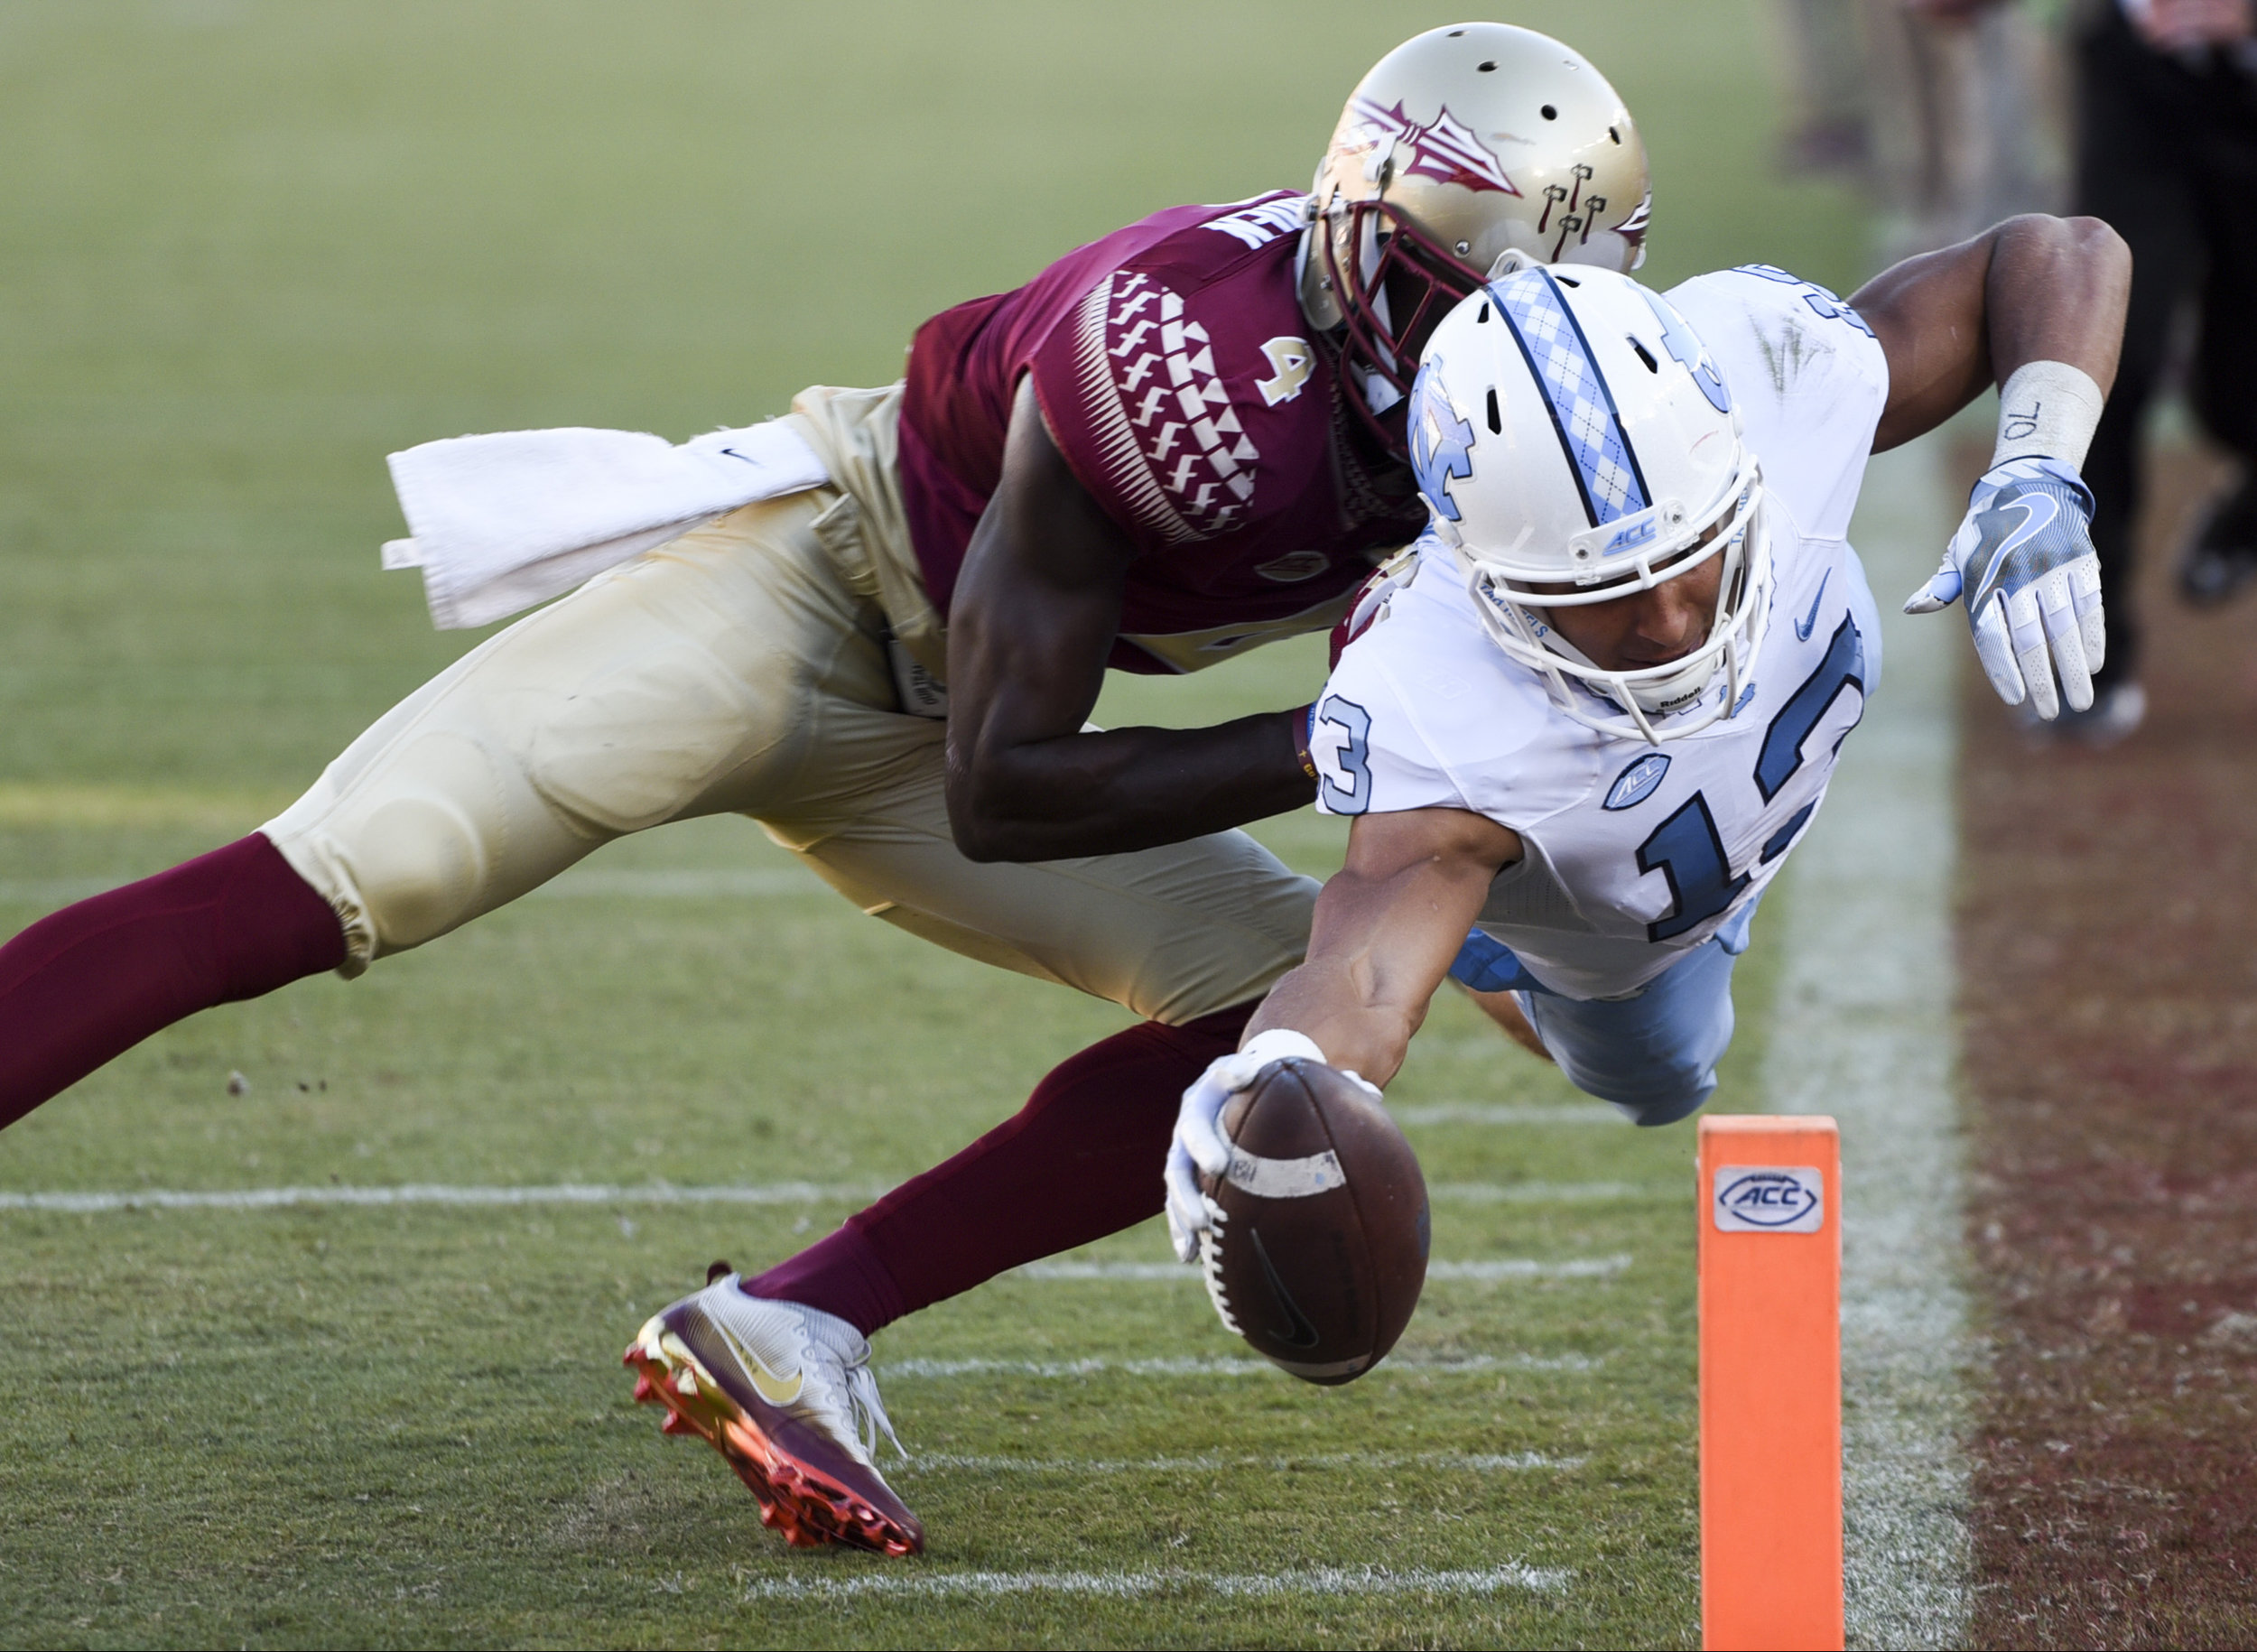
[0,24,1651,1553]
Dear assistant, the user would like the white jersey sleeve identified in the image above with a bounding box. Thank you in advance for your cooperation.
[1664,265,1890,543]
[1311,543,1596,830]
[1305,643,1466,820]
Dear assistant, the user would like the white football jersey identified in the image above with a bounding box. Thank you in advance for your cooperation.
[1312,265,1890,1000]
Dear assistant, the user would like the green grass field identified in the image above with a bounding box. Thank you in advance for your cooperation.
[0,4,1862,1645]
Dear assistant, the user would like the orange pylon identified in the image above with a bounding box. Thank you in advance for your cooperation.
[1698,1115,1843,1651]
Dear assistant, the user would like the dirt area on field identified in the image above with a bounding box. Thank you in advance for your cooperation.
[1958,438,2257,1647]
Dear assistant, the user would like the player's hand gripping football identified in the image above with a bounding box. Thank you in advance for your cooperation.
[1165,1030,1381,1262]
[1903,456,2104,719]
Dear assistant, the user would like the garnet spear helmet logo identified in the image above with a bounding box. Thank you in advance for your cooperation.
[1344,98,1522,198]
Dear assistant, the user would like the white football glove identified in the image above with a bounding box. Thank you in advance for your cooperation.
[1904,456,2104,719]
[1164,1029,1384,1263]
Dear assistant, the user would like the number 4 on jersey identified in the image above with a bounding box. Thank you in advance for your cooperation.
[1257,337,1314,406]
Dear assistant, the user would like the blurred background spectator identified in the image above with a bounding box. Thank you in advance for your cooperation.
[1773,0,2257,745]
[1771,0,2067,263]
[2074,0,2257,739]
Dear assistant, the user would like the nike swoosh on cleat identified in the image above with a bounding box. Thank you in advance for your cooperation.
[1794,569,1829,642]
[717,1323,805,1406]
[1249,1228,1322,1350]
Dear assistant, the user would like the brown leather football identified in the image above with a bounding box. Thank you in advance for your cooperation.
[1198,1057,1430,1384]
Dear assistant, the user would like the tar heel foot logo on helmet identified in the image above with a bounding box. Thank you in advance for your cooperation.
[1409,265,1771,746]
[1296,23,1651,457]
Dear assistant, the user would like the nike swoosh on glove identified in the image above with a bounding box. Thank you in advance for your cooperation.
[1903,456,2104,719]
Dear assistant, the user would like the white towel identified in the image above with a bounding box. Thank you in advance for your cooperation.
[382,420,831,630]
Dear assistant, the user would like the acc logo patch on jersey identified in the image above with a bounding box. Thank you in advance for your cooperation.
[1255,549,1330,582]
[1602,752,1670,811]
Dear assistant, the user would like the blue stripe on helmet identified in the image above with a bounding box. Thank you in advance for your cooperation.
[1489,269,1651,529]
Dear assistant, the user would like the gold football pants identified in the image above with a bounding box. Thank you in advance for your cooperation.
[262,452,1315,1028]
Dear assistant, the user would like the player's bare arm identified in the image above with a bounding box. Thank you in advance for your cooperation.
[943,376,1316,863]
[1163,802,1516,1259]
[1245,807,1521,1088]
[1854,212,2131,451]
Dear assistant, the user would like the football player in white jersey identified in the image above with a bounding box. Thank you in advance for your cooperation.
[1166,214,2130,1250]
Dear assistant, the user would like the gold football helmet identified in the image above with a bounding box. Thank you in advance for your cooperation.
[1298,23,1652,449]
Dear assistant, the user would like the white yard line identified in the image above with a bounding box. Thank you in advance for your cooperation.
[1017,1256,1630,1282]
[1395,1102,1624,1126]
[738,1562,1570,1601]
[1428,1180,1654,1202]
[1426,1255,1631,1279]
[879,1351,1601,1379]
[899,1449,1582,1476]
[0,1182,1644,1214]
[1760,441,1973,1649]
[0,1181,889,1213]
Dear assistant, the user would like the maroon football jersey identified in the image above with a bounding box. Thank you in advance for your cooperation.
[898,193,1428,674]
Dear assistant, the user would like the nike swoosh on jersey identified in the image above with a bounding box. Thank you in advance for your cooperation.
[1794,569,1831,642]
[718,1323,804,1406]
[1967,492,2060,615]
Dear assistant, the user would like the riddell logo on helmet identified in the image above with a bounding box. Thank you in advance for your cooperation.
[1342,98,1521,197]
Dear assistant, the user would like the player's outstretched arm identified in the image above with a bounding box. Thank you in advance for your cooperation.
[1851,214,2132,719]
[1249,808,1520,1083]
[943,378,1317,863]
[1164,806,1519,1260]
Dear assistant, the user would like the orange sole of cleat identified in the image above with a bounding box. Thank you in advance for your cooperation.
[622,1345,922,1556]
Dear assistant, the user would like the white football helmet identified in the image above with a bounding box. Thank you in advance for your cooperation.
[1297,23,1651,455]
[1407,265,1769,744]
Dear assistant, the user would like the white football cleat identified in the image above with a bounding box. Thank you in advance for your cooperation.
[624,1267,922,1555]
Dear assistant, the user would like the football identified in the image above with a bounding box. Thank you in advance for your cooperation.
[1198,1057,1430,1384]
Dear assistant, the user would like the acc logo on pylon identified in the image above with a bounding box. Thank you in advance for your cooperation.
[1711,1165,1824,1234]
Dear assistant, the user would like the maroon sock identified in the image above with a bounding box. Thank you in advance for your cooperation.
[0,833,346,1131]
[746,1000,1254,1335]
